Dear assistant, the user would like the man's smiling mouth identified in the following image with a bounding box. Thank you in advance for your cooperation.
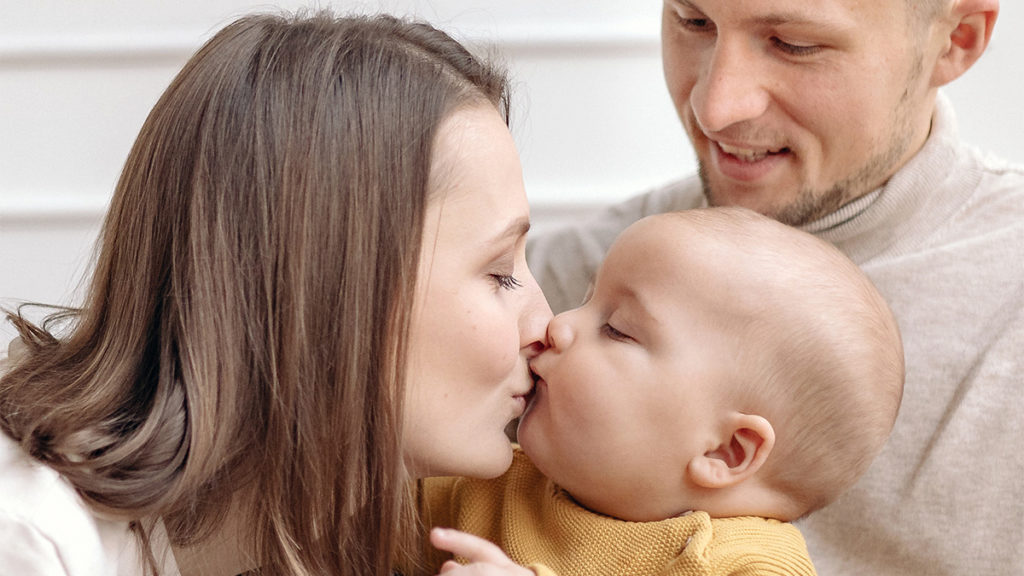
[717,142,789,162]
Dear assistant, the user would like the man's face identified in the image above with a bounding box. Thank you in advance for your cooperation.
[662,0,941,225]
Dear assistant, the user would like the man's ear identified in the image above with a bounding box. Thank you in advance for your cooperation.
[687,414,774,489]
[930,0,998,87]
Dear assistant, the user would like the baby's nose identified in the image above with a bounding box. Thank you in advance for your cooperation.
[545,310,577,351]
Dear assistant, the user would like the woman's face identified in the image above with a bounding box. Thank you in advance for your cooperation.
[403,103,551,480]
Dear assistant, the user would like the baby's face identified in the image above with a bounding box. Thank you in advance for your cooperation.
[518,216,744,521]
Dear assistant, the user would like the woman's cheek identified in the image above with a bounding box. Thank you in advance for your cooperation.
[478,309,522,380]
[492,327,522,378]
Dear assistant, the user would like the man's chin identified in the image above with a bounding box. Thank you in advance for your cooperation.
[700,181,783,221]
[699,169,839,227]
[697,164,775,214]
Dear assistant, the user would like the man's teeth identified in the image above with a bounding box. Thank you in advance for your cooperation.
[719,143,781,162]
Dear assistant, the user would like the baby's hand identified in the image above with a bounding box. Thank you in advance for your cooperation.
[430,528,534,576]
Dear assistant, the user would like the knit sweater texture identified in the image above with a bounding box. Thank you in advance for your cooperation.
[421,449,816,576]
[526,93,1024,575]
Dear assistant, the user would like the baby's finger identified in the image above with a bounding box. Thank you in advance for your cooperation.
[439,560,462,573]
[430,528,512,565]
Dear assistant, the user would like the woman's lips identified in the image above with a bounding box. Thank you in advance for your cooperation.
[512,377,538,416]
[512,393,529,417]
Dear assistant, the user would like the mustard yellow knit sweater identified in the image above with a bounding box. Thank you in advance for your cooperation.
[420,448,816,576]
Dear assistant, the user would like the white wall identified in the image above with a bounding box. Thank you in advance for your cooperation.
[1,0,1022,350]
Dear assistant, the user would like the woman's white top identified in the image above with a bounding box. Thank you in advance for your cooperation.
[0,431,178,575]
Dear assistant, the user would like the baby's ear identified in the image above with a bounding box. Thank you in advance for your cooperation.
[688,413,774,489]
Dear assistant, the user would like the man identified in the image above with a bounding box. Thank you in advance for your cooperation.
[528,0,1023,574]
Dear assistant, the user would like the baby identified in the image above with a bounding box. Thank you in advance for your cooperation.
[420,207,904,576]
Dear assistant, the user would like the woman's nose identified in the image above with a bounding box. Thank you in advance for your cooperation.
[520,273,553,359]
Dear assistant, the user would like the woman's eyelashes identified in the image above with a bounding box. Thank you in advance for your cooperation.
[490,273,524,291]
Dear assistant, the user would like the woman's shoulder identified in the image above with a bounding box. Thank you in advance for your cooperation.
[0,432,145,575]
[0,431,85,523]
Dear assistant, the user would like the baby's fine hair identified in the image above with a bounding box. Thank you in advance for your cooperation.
[668,208,905,517]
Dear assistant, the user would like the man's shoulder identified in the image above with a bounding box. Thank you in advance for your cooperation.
[976,151,1024,206]
[943,146,1024,240]
[535,174,704,238]
[614,174,705,218]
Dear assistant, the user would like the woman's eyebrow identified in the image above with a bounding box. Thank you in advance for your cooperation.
[488,216,531,244]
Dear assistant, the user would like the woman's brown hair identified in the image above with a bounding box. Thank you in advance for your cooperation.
[0,11,508,575]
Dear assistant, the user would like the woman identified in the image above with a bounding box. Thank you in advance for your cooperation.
[0,11,550,576]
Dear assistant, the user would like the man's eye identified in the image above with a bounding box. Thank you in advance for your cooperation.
[771,37,823,57]
[671,12,715,33]
[601,323,632,342]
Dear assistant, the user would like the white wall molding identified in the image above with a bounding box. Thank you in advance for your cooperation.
[0,24,659,66]
[0,190,603,229]
[0,33,200,64]
[0,193,110,225]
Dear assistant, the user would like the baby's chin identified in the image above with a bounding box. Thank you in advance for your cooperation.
[514,429,568,490]
[514,411,545,459]
[513,379,546,451]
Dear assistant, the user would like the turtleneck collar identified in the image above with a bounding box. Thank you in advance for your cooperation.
[798,92,981,265]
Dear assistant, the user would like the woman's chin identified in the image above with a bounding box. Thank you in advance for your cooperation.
[474,442,516,479]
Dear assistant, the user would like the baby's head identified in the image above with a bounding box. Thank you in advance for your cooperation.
[519,207,903,522]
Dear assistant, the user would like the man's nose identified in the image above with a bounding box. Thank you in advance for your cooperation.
[689,38,771,134]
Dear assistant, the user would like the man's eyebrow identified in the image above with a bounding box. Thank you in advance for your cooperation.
[669,0,700,13]
[750,12,848,29]
[670,0,707,15]
[670,0,849,30]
